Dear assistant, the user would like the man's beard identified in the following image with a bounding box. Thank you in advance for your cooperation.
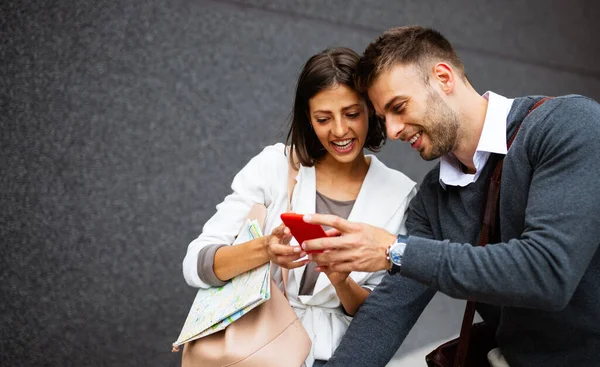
[419,90,461,161]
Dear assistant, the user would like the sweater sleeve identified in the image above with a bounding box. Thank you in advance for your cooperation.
[197,244,228,287]
[401,97,600,311]
[326,274,435,367]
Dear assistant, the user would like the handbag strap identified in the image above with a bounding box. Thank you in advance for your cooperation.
[280,148,299,295]
[453,97,553,367]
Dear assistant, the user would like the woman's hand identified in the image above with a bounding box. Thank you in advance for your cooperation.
[323,270,351,287]
[265,224,309,269]
[311,227,350,286]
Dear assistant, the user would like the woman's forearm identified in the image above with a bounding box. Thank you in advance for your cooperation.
[333,277,371,316]
[213,236,270,281]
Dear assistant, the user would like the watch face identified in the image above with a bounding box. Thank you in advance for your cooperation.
[390,244,403,266]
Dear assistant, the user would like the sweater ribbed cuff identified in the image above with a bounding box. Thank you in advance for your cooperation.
[197,244,228,287]
[401,236,446,288]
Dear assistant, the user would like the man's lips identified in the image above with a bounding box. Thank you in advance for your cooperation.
[403,131,423,150]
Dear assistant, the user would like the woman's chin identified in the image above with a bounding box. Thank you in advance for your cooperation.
[326,146,363,164]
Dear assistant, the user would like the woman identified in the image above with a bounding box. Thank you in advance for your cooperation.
[182,47,416,367]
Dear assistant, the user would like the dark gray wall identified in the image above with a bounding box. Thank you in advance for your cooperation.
[1,1,599,366]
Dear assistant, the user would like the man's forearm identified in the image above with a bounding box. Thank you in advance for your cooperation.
[400,234,597,311]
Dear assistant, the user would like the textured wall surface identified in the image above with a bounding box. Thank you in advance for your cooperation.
[1,0,599,366]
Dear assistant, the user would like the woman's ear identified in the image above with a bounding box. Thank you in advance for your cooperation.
[305,110,314,129]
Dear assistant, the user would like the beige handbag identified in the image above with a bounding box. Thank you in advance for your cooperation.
[181,154,311,367]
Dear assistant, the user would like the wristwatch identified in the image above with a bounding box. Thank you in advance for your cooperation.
[386,235,409,275]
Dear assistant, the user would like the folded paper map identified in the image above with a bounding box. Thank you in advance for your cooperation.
[172,219,271,349]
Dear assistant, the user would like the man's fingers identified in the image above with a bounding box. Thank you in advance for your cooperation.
[325,228,341,237]
[301,235,344,253]
[303,213,355,233]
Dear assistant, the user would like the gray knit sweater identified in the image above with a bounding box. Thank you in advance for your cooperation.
[326,95,600,367]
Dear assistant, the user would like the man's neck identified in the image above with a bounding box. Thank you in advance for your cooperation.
[451,88,489,173]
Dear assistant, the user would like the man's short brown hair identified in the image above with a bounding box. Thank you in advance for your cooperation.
[355,26,467,93]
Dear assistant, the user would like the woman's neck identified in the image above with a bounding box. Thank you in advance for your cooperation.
[314,154,370,201]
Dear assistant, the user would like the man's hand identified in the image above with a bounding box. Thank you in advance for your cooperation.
[266,224,308,269]
[301,214,396,273]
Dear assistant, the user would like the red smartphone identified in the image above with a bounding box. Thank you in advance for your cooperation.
[280,213,326,254]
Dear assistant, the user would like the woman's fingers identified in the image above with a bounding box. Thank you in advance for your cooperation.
[282,259,310,269]
[315,262,354,274]
[269,243,302,256]
[309,248,355,265]
[280,232,293,245]
[271,224,290,239]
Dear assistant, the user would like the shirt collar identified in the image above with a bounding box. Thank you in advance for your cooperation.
[439,91,514,188]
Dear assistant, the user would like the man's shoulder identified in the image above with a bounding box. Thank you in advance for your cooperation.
[506,95,600,168]
[419,163,441,190]
[545,95,600,119]
[508,95,600,139]
[512,95,599,121]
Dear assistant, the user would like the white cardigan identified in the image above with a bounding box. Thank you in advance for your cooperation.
[183,143,416,366]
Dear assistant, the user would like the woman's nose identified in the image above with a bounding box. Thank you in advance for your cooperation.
[332,118,349,137]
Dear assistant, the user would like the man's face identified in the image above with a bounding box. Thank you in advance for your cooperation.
[368,64,460,161]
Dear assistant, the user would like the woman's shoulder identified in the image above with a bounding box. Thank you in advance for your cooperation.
[244,143,289,169]
[359,155,416,210]
[234,143,292,190]
[261,142,287,155]
[255,143,287,160]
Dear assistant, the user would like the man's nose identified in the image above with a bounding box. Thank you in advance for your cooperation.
[386,118,405,140]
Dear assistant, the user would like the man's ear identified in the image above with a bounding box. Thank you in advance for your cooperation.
[431,63,455,95]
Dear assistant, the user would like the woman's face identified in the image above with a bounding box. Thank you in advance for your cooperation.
[308,84,369,164]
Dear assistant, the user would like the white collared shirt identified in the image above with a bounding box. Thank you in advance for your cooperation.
[439,91,514,188]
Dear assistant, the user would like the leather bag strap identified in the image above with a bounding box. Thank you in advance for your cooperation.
[280,148,299,295]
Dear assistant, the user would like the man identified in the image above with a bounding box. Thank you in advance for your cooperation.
[301,26,600,366]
